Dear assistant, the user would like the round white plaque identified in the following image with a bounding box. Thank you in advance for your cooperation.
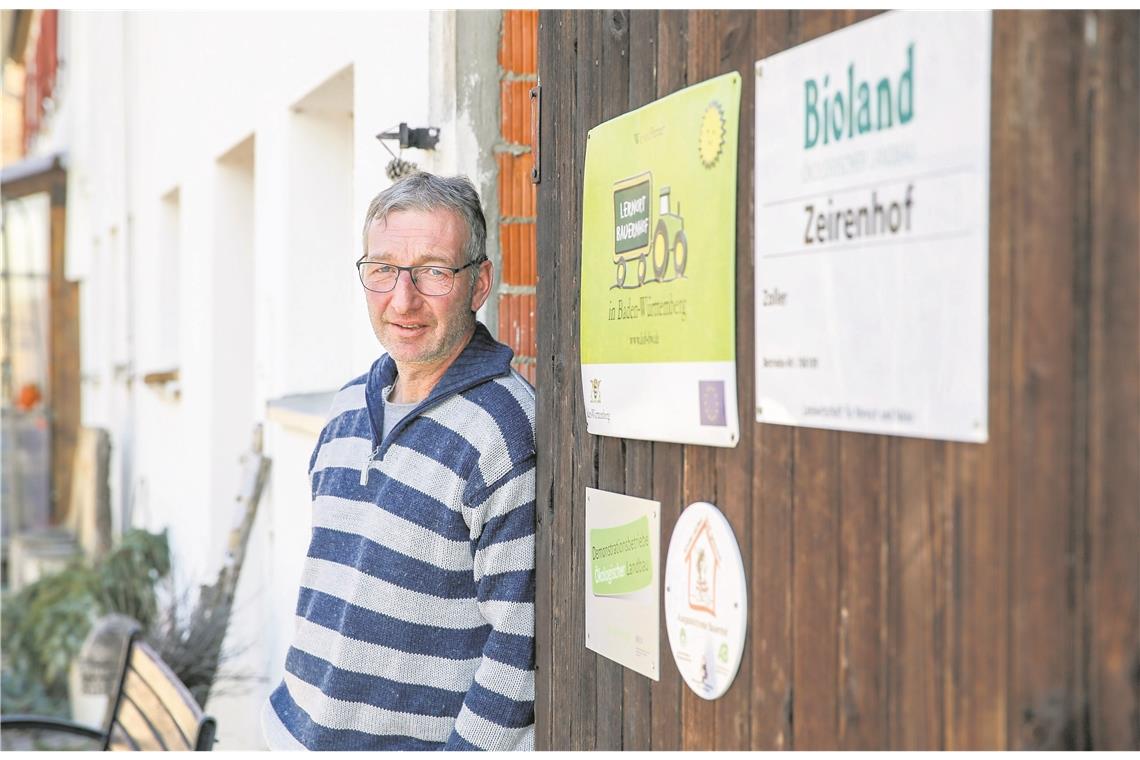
[663,501,748,700]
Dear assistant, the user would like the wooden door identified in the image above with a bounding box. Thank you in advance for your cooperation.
[534,10,1139,750]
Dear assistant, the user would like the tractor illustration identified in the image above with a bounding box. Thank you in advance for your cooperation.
[611,172,687,288]
[652,186,687,282]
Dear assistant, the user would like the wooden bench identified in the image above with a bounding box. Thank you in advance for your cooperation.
[1,630,216,751]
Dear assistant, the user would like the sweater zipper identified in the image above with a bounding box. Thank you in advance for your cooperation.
[359,445,381,486]
[361,349,506,487]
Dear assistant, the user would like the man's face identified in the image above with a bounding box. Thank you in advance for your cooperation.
[363,208,492,371]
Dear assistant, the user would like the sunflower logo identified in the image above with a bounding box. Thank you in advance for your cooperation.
[698,101,726,169]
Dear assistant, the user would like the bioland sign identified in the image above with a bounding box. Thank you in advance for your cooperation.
[754,11,992,442]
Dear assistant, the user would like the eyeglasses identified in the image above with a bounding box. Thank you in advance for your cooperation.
[356,255,486,296]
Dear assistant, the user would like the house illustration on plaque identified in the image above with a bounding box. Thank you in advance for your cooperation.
[684,516,722,615]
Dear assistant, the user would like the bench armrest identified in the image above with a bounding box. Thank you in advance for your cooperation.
[0,715,105,741]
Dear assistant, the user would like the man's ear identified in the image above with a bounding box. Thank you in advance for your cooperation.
[470,259,493,313]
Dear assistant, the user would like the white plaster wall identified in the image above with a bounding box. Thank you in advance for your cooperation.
[206,421,316,750]
[52,10,495,747]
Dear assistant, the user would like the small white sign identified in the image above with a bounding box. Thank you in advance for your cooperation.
[754,11,992,442]
[584,488,660,680]
[663,501,747,700]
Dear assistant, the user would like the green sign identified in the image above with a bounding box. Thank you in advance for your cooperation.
[581,72,741,365]
[580,73,741,448]
[590,515,653,596]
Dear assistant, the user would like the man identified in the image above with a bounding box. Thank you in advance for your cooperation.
[262,173,536,751]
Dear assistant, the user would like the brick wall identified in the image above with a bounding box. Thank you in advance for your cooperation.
[495,10,538,385]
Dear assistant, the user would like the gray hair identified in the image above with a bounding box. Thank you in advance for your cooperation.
[361,172,487,268]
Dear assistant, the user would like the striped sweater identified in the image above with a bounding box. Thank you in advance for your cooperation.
[263,323,536,750]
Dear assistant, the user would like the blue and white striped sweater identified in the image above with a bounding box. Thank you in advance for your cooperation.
[264,324,536,751]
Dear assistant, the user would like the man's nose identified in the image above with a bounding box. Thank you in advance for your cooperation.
[389,269,423,309]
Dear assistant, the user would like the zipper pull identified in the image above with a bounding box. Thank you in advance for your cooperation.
[360,446,381,486]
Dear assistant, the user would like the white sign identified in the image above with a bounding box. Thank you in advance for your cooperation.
[584,488,660,680]
[754,11,992,442]
[663,502,747,700]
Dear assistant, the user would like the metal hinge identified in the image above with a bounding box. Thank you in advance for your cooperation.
[530,84,542,184]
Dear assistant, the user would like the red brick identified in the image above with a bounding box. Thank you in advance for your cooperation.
[500,223,536,286]
[519,294,529,358]
[499,10,537,74]
[525,224,536,283]
[502,80,514,143]
[498,12,511,70]
[496,10,540,382]
[513,224,523,283]
[497,152,536,218]
[499,80,532,145]
[499,294,512,353]
[500,223,513,284]
[496,153,508,216]
[498,292,536,359]
[498,292,510,340]
[500,10,538,76]
[519,222,529,285]
[531,11,539,72]
[520,11,536,75]
[496,154,505,215]
[512,224,523,283]
[511,10,523,73]
[512,154,523,217]
[500,223,513,283]
[515,80,526,144]
[523,293,536,357]
[510,358,534,385]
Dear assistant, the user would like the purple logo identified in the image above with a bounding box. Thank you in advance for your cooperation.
[699,381,726,426]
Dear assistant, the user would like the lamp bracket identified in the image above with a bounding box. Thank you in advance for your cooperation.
[376,123,440,151]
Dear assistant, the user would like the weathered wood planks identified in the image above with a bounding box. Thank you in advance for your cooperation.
[534,9,1139,751]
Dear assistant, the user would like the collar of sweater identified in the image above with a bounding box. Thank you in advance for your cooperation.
[364,321,514,449]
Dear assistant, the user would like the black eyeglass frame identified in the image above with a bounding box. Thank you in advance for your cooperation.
[355,255,488,296]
